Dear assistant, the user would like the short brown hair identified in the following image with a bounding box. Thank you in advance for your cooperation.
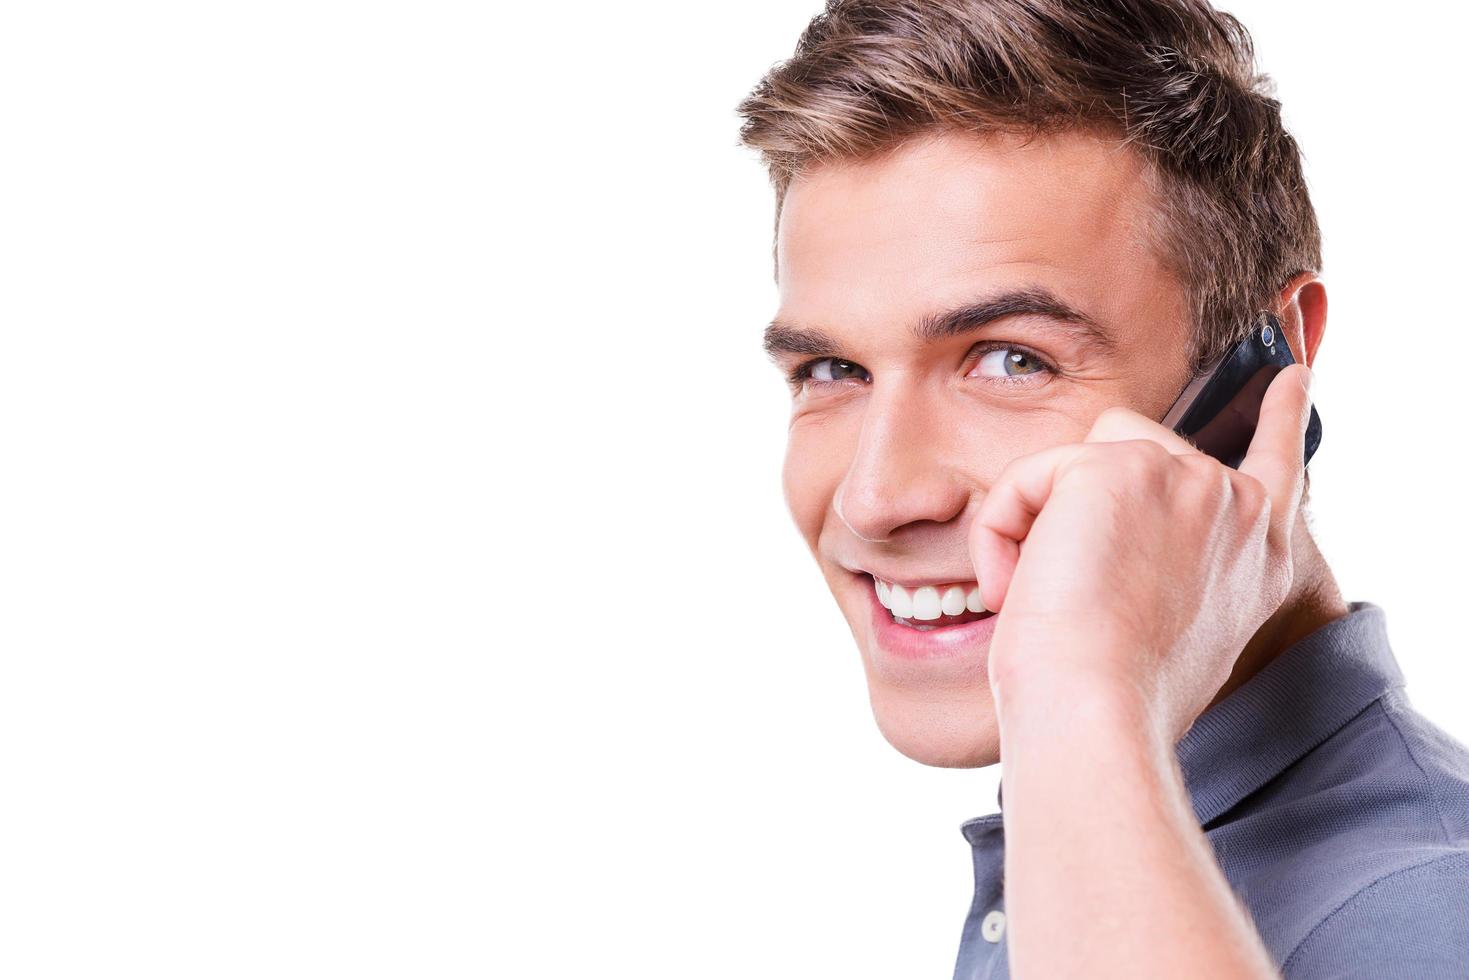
[735,0,1321,376]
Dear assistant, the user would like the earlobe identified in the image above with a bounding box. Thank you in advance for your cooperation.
[1276,272,1328,368]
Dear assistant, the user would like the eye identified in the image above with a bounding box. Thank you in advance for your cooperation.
[970,343,1055,383]
[786,357,870,391]
[784,343,1056,394]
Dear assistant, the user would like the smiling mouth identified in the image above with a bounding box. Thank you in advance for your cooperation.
[867,574,995,630]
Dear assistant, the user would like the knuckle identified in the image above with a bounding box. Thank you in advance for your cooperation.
[1178,451,1229,494]
[1181,449,1228,481]
[1232,471,1271,520]
[1119,438,1166,467]
[1179,451,1222,477]
[1123,441,1171,491]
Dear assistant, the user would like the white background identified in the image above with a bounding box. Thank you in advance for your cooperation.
[2,1,1464,977]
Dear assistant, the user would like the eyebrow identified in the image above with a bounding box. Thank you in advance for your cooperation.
[762,285,1120,363]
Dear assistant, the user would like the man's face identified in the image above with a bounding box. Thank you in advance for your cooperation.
[768,128,1195,768]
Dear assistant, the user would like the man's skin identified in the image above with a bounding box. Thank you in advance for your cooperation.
[766,127,1348,977]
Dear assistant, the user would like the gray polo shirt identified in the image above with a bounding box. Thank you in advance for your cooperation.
[953,601,1469,979]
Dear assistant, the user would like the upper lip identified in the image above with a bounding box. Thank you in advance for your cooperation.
[847,565,977,589]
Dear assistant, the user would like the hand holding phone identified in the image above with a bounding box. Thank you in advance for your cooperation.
[1160,312,1322,469]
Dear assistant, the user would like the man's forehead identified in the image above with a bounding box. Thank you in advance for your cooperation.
[778,130,1155,273]
[773,128,1169,342]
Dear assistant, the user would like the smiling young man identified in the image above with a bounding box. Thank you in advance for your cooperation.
[735,1,1469,977]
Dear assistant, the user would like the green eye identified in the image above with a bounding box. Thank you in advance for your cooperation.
[787,357,870,389]
[809,358,867,382]
[786,344,1054,393]
[972,346,1051,379]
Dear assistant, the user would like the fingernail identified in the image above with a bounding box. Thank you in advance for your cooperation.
[1301,366,1315,393]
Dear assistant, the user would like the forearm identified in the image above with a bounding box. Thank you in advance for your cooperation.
[994,673,1279,979]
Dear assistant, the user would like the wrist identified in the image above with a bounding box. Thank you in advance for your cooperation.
[990,656,1165,755]
[993,667,1195,835]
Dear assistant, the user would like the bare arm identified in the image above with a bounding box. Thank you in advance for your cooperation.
[995,672,1279,979]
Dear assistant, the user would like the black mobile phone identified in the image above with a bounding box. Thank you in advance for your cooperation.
[1160,312,1322,469]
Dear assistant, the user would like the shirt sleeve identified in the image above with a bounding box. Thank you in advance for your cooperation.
[1282,852,1469,979]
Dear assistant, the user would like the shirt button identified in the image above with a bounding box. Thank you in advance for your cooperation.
[981,909,1006,943]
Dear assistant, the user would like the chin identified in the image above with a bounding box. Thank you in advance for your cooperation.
[867,685,1002,769]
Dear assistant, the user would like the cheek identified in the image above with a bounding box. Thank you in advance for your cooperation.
[964,409,1092,475]
[780,426,847,545]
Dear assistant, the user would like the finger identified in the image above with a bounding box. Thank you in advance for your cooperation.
[1237,363,1313,534]
[969,441,1089,612]
[968,519,1018,615]
[1085,404,1209,456]
[1185,367,1275,456]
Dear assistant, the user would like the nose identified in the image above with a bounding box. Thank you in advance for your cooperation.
[834,386,971,543]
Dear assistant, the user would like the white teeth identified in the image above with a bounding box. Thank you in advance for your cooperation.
[872,576,987,619]
[911,586,942,620]
[966,585,988,613]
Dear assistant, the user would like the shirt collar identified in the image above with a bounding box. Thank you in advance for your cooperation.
[963,600,1402,844]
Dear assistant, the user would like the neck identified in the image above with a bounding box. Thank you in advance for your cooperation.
[1204,508,1350,712]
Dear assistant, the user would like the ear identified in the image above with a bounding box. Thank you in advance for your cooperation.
[1275,271,1327,369]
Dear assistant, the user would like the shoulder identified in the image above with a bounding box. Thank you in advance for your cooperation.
[1209,691,1469,968]
[1281,849,1469,978]
[1239,688,1469,851]
[1375,688,1469,843]
[1270,691,1469,977]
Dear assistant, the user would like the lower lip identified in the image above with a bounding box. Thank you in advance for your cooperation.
[864,575,999,661]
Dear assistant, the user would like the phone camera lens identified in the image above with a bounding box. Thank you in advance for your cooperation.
[1261,323,1276,346]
